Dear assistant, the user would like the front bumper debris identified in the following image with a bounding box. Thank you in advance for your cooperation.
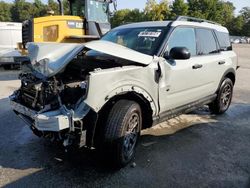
[10,100,70,132]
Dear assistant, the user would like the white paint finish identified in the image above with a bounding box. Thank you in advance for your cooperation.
[158,57,212,112]
[28,40,153,78]
[158,50,237,114]
[34,110,70,132]
[84,64,159,115]
[84,40,153,65]
[0,22,22,49]
[171,21,229,33]
[27,42,84,77]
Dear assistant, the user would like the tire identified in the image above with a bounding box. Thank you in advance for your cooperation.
[103,100,142,167]
[209,78,233,114]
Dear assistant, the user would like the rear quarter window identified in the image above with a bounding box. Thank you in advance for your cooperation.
[215,31,232,51]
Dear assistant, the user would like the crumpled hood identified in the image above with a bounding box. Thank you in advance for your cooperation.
[27,43,84,77]
[27,40,153,77]
[84,40,153,65]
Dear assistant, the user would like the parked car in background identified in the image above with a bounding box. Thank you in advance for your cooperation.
[0,22,23,69]
[10,16,237,167]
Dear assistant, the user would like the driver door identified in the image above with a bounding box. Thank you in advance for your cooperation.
[158,27,214,114]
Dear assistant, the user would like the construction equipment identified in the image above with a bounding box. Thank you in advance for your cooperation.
[21,0,117,49]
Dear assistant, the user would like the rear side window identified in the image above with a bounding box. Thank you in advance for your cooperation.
[196,28,218,55]
[215,31,232,51]
[167,27,196,56]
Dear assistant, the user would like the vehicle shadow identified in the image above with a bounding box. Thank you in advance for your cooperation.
[1,102,250,187]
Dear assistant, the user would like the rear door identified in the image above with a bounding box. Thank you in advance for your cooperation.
[158,26,222,114]
[194,28,225,94]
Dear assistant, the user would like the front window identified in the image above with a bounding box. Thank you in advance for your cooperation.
[101,27,168,56]
[167,27,196,56]
[87,0,109,23]
[70,0,85,17]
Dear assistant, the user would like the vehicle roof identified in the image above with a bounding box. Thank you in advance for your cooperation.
[0,22,22,27]
[114,21,171,29]
[113,20,228,33]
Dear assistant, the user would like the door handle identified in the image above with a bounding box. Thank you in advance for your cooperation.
[218,61,226,65]
[192,64,203,69]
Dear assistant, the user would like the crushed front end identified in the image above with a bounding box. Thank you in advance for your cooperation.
[10,70,91,148]
[9,41,95,148]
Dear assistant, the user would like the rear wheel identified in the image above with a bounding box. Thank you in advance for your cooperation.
[103,100,142,167]
[209,78,233,114]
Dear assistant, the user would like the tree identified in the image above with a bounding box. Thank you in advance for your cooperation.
[11,0,34,22]
[216,1,234,26]
[240,7,250,36]
[63,0,71,15]
[228,16,244,36]
[111,9,146,27]
[48,0,60,15]
[170,0,189,19]
[0,1,12,21]
[145,0,170,21]
[187,0,234,26]
[242,21,250,36]
[33,0,47,17]
[187,0,207,19]
[240,7,250,22]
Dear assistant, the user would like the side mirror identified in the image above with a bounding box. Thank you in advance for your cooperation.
[164,47,191,60]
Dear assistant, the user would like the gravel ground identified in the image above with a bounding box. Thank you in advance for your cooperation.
[0,44,250,188]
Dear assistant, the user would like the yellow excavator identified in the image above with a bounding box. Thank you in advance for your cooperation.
[21,0,117,50]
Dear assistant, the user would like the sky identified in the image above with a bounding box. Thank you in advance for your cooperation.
[3,0,250,14]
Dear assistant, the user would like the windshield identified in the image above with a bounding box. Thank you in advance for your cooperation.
[87,0,109,23]
[101,27,167,56]
[70,0,85,16]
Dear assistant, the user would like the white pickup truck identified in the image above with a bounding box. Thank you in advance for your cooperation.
[0,22,24,69]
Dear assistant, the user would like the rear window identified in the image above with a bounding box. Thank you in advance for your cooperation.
[196,28,218,55]
[215,31,232,51]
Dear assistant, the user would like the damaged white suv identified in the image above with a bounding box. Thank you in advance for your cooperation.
[10,16,237,167]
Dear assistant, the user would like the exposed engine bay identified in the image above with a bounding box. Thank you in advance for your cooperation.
[10,42,144,149]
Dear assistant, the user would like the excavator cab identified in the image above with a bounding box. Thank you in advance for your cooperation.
[21,0,116,50]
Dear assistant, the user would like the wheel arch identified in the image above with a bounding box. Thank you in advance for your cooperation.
[99,91,154,129]
[217,68,236,92]
[92,91,154,148]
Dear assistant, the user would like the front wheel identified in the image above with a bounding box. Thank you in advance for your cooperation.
[209,78,234,114]
[103,100,142,167]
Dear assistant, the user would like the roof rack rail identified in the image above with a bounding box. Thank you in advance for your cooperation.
[175,16,221,26]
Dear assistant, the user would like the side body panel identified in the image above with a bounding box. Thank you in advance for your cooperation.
[84,64,159,116]
[158,57,214,113]
[214,50,237,88]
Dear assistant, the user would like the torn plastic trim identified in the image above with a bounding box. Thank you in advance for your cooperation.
[9,95,90,132]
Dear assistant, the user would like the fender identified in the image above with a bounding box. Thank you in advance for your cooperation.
[104,85,158,116]
[216,68,236,92]
[84,66,159,116]
[85,84,158,116]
